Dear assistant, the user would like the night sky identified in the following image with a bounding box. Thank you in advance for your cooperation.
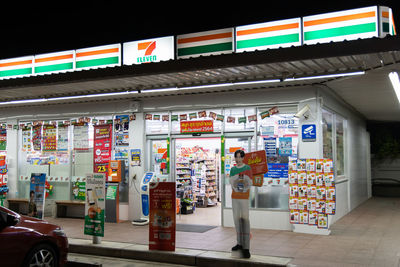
[0,1,399,59]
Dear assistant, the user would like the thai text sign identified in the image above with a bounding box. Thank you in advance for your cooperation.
[180,120,213,134]
[244,150,268,186]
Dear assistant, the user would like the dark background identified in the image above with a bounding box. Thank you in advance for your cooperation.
[0,1,398,58]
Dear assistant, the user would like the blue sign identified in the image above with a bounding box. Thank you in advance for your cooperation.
[302,124,316,142]
[265,163,289,178]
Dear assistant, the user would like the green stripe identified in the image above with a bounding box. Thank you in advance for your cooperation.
[76,56,119,69]
[236,33,299,49]
[304,22,376,41]
[177,42,233,57]
[35,62,73,73]
[0,68,32,77]
[382,22,389,33]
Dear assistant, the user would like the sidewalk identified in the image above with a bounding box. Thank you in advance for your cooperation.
[47,197,400,266]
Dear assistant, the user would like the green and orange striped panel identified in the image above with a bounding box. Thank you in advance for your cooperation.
[34,50,75,75]
[303,6,379,45]
[177,28,234,59]
[380,6,396,36]
[235,18,302,52]
[75,44,121,70]
[0,56,33,79]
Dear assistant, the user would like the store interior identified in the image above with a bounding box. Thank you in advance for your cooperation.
[175,138,221,225]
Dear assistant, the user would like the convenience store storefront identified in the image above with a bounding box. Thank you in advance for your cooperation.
[0,5,399,236]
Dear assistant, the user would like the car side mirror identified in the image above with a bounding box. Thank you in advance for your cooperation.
[0,211,18,228]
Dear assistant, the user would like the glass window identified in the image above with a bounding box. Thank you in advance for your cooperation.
[322,110,333,159]
[151,140,169,175]
[256,111,298,210]
[336,115,345,176]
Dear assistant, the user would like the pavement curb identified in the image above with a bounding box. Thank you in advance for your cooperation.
[68,238,291,267]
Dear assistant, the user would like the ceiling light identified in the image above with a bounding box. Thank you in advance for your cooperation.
[389,71,400,103]
[284,71,365,81]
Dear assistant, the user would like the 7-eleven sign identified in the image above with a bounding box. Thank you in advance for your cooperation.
[123,36,174,65]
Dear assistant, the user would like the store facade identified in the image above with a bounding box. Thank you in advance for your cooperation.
[0,5,397,236]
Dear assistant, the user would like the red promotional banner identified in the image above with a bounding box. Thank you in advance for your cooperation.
[244,150,268,187]
[180,120,213,134]
[149,182,176,251]
[93,124,112,173]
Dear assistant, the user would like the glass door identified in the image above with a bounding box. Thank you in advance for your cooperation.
[149,139,169,176]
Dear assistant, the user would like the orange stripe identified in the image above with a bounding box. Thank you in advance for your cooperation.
[382,11,389,18]
[35,54,73,63]
[178,32,232,44]
[0,59,32,68]
[237,23,299,36]
[138,42,152,50]
[76,48,119,58]
[304,11,375,27]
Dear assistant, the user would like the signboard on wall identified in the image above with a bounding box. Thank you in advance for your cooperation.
[123,36,174,65]
[30,173,46,219]
[149,182,176,251]
[93,124,112,173]
[180,120,213,134]
[177,28,234,59]
[76,44,121,70]
[302,124,316,142]
[302,6,379,45]
[236,18,302,53]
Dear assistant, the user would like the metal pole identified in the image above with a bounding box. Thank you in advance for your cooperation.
[93,236,101,244]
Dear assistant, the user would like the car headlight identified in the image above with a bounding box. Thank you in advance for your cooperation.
[53,228,66,237]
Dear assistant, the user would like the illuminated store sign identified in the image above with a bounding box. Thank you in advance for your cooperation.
[75,44,121,70]
[34,50,75,75]
[123,36,174,65]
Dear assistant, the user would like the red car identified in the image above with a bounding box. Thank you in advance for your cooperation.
[0,206,68,267]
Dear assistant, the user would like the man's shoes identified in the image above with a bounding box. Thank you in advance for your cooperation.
[231,244,242,251]
[242,249,251,258]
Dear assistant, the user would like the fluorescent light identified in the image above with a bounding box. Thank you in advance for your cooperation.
[141,88,179,93]
[0,98,47,105]
[389,72,400,103]
[284,71,365,81]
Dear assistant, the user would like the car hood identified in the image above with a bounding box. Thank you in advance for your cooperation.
[16,215,59,235]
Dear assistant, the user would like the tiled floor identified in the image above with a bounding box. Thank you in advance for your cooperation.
[46,197,400,266]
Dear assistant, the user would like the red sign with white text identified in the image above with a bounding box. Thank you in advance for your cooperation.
[149,182,176,251]
[244,150,268,186]
[180,120,213,134]
[93,124,112,173]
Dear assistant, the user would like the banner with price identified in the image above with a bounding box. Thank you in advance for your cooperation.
[149,182,176,251]
[93,124,112,173]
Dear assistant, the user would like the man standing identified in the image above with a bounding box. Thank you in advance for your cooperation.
[229,149,253,258]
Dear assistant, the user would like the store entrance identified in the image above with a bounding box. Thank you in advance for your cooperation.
[173,137,221,226]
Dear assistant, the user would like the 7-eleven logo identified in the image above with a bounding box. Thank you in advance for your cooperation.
[137,41,157,63]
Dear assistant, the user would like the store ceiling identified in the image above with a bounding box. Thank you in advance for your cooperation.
[0,36,400,121]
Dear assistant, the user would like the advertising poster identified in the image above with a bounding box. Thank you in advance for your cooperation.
[288,158,335,229]
[73,125,89,150]
[84,173,105,237]
[22,128,32,151]
[72,182,86,201]
[264,137,277,157]
[29,173,46,219]
[115,115,129,146]
[130,149,141,166]
[57,126,69,151]
[279,137,292,156]
[0,128,6,151]
[32,125,42,151]
[243,150,268,186]
[42,125,57,151]
[149,182,176,251]
[93,124,112,173]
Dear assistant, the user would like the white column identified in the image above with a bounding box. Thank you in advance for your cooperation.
[6,120,18,198]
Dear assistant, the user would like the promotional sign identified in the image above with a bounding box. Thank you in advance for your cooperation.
[303,6,379,45]
[0,129,6,151]
[302,124,317,142]
[32,125,42,151]
[76,44,121,70]
[93,124,112,173]
[73,125,89,150]
[29,173,46,219]
[236,18,301,53]
[72,181,86,201]
[84,173,106,237]
[42,125,57,151]
[22,128,32,151]
[180,120,213,134]
[123,36,174,65]
[34,50,75,75]
[243,150,268,186]
[131,149,141,166]
[149,182,176,251]
[0,56,33,79]
[177,28,234,59]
